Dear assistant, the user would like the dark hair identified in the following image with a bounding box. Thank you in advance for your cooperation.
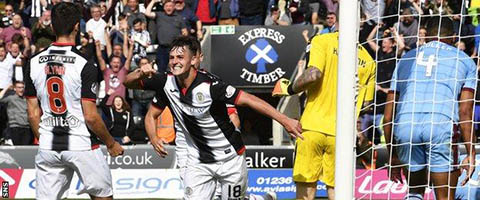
[170,36,199,56]
[327,12,336,16]
[113,95,131,111]
[426,16,454,37]
[139,56,150,63]
[118,13,127,21]
[133,18,143,26]
[14,80,24,85]
[0,44,6,50]
[52,2,82,37]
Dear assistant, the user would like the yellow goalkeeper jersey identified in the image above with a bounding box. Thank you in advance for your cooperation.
[302,32,376,136]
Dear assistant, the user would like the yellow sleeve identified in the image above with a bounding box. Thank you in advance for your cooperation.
[307,35,327,72]
[364,61,376,102]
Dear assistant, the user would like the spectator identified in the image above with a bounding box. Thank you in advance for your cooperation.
[42,0,62,10]
[287,0,307,25]
[0,45,13,91]
[308,0,321,24]
[0,4,15,28]
[105,27,128,64]
[130,18,151,66]
[365,24,404,143]
[320,12,336,34]
[108,13,129,46]
[96,39,134,106]
[0,14,32,49]
[175,0,204,40]
[217,0,240,25]
[264,6,291,26]
[145,0,188,73]
[239,0,266,25]
[131,57,156,118]
[192,0,217,25]
[124,0,147,28]
[86,4,107,47]
[100,88,134,145]
[361,0,385,26]
[0,81,33,145]
[410,26,426,50]
[320,0,338,14]
[6,0,25,15]
[31,10,55,51]
[77,32,96,61]
[394,8,418,48]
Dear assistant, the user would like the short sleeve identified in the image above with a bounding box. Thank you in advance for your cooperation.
[210,80,242,104]
[462,56,477,90]
[307,36,327,73]
[151,92,168,110]
[23,59,36,98]
[81,60,99,101]
[141,72,167,91]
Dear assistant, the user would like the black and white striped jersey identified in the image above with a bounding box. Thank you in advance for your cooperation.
[142,70,245,163]
[24,43,100,151]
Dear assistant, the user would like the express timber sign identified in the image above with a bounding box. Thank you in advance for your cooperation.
[210,26,312,89]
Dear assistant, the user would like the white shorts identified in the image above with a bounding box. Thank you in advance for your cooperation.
[183,154,247,200]
[35,148,113,200]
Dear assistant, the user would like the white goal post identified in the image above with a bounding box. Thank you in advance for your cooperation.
[335,0,360,199]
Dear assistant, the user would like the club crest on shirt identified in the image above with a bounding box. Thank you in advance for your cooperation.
[195,92,205,103]
[152,97,158,103]
[90,82,98,94]
[225,85,236,98]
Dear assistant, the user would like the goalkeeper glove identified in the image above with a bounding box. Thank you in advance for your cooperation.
[272,78,295,97]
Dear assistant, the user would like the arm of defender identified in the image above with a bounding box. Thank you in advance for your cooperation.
[291,66,322,94]
[458,89,476,185]
[26,97,41,139]
[145,104,168,157]
[82,100,124,157]
[383,91,403,183]
[235,92,303,139]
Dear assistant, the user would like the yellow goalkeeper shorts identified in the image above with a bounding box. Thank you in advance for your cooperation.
[293,131,335,186]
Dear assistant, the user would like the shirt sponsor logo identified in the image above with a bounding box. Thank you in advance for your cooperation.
[42,115,80,128]
[238,28,286,84]
[225,85,236,99]
[39,55,76,64]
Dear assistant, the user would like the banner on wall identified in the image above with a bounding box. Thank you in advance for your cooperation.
[209,26,312,89]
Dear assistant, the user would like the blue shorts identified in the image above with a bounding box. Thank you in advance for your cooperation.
[394,113,458,173]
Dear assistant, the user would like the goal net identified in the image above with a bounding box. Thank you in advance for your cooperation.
[353,0,480,199]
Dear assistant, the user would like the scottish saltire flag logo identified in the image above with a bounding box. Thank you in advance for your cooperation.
[245,39,278,73]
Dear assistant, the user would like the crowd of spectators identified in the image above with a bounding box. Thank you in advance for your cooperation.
[0,0,478,146]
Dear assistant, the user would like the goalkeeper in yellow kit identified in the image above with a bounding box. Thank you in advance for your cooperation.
[273,32,376,200]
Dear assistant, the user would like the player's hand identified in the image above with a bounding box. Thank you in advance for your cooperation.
[272,78,292,97]
[460,154,476,186]
[140,62,156,78]
[107,141,124,157]
[282,118,303,140]
[151,136,168,158]
[122,136,131,144]
[388,156,403,184]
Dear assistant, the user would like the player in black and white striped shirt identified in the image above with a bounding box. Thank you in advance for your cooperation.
[24,2,123,199]
[125,36,303,200]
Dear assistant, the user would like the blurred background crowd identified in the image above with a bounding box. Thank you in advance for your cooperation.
[0,0,478,149]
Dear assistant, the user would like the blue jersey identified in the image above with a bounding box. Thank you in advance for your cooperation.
[390,41,477,121]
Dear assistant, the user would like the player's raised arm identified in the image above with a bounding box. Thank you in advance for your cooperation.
[124,62,156,89]
[236,91,303,139]
[458,88,476,185]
